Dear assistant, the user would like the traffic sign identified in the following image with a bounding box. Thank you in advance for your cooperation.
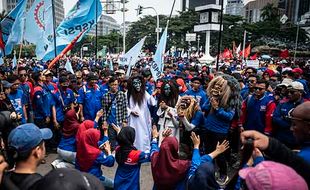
[280,14,288,24]
[186,33,196,42]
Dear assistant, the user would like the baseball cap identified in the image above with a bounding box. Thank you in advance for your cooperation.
[115,69,126,75]
[277,78,293,87]
[8,123,53,153]
[1,80,12,88]
[87,72,99,81]
[288,81,304,91]
[292,68,303,74]
[42,69,53,76]
[33,168,104,190]
[239,161,308,190]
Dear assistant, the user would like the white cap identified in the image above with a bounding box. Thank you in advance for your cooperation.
[288,81,304,91]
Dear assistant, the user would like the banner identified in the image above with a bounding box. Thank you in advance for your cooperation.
[0,0,27,57]
[24,0,53,60]
[151,26,168,81]
[246,60,259,68]
[43,0,102,61]
[65,58,74,74]
[118,36,146,76]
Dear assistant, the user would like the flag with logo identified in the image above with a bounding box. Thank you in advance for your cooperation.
[151,26,168,81]
[118,37,146,76]
[24,0,53,60]
[0,0,27,57]
[43,0,102,61]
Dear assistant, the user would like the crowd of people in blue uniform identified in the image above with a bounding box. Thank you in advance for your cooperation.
[0,56,309,190]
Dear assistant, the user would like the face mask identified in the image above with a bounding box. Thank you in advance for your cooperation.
[133,78,142,92]
[164,84,171,96]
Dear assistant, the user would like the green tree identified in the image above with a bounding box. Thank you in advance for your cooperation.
[260,3,280,22]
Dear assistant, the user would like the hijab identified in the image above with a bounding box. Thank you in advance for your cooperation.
[151,137,191,190]
[62,109,80,137]
[187,162,219,190]
[115,127,136,164]
[76,128,101,172]
[76,120,94,145]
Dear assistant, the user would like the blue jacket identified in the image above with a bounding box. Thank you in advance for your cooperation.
[242,94,276,134]
[32,85,51,120]
[202,99,235,134]
[114,140,158,190]
[298,142,310,164]
[272,99,305,147]
[58,135,76,152]
[77,84,103,120]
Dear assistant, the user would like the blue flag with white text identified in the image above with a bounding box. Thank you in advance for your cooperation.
[151,26,168,81]
[24,0,53,60]
[43,0,102,61]
[0,0,27,57]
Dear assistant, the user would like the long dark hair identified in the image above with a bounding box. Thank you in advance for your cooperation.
[158,80,179,107]
[127,75,146,107]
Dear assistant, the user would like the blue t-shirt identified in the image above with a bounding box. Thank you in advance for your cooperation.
[183,89,207,109]
[8,90,26,123]
[58,135,76,152]
[298,143,310,165]
[107,93,117,125]
[53,88,75,122]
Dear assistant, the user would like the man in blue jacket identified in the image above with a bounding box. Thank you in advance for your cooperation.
[273,81,307,149]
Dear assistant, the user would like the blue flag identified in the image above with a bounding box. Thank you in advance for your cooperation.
[43,0,102,61]
[0,0,27,57]
[151,26,168,81]
[12,53,17,69]
[24,0,53,60]
[65,58,74,74]
[0,57,3,66]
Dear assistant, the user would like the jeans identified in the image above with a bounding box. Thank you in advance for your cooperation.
[57,148,76,164]
[205,129,228,176]
[108,125,118,151]
[101,176,114,189]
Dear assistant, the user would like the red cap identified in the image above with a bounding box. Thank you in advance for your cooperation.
[292,68,303,74]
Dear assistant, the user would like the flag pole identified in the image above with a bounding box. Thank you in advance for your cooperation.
[51,0,58,75]
[95,0,98,61]
[167,0,176,27]
[216,0,224,71]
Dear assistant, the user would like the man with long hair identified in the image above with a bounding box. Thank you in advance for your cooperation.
[127,75,156,152]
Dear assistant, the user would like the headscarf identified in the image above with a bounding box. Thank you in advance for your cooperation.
[176,78,187,93]
[115,127,136,164]
[151,137,191,190]
[62,109,80,137]
[76,128,101,172]
[76,120,94,145]
[187,162,219,190]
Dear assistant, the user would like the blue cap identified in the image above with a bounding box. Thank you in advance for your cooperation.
[98,136,109,148]
[8,123,53,153]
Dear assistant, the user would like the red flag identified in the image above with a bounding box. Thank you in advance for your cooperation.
[250,53,258,60]
[222,48,233,59]
[239,44,251,58]
[279,49,289,58]
[0,30,5,51]
[48,30,85,69]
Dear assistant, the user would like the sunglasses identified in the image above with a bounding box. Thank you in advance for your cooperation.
[254,87,265,91]
[248,80,256,83]
[20,74,27,77]
[246,71,253,74]
[287,109,310,124]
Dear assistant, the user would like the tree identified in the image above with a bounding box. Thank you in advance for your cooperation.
[260,3,280,22]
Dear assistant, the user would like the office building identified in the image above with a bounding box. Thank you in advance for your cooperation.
[89,14,121,36]
[225,0,244,16]
[244,0,278,23]
[2,0,64,26]
[181,0,222,11]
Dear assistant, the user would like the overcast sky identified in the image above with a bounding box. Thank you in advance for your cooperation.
[63,0,183,24]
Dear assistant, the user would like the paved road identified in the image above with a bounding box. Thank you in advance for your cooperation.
[37,153,154,189]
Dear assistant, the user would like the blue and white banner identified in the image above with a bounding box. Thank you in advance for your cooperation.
[24,0,53,60]
[118,36,146,76]
[151,26,168,81]
[0,0,27,57]
[43,0,102,61]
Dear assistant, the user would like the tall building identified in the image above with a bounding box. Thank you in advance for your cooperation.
[225,0,244,16]
[181,0,222,11]
[89,14,120,36]
[278,0,310,24]
[2,0,64,26]
[244,0,278,23]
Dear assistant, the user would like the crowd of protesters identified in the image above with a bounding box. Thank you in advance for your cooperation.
[0,55,309,190]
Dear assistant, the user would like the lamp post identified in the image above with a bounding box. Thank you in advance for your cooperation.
[137,6,160,46]
[80,43,92,59]
[122,0,127,54]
